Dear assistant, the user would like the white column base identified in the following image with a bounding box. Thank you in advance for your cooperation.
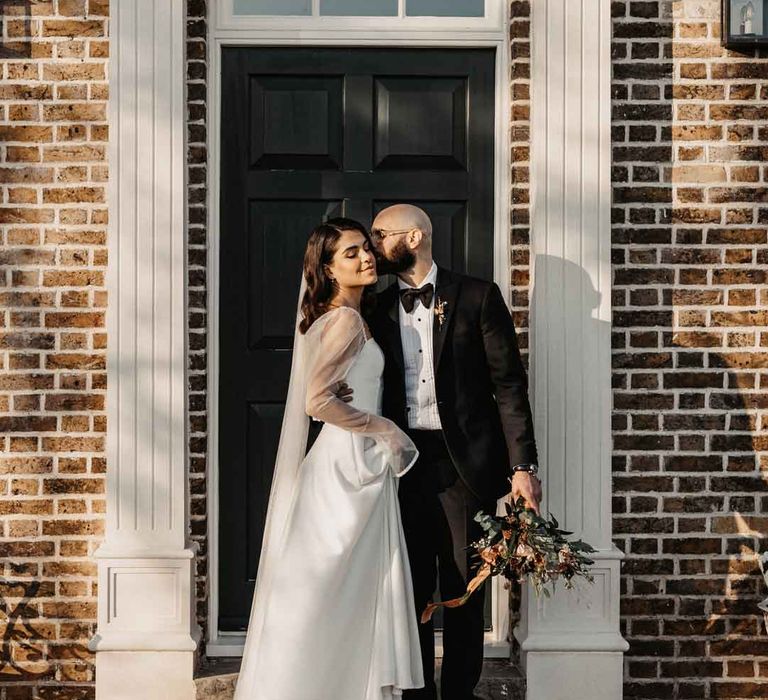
[90,548,201,698]
[525,651,623,700]
[515,548,628,698]
[96,651,197,700]
[90,548,200,650]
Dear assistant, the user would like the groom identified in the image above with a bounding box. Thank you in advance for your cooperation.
[333,206,541,699]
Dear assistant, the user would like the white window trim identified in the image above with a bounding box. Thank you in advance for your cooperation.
[217,0,503,31]
[205,0,513,659]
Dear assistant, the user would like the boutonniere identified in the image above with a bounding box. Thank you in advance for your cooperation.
[434,297,448,329]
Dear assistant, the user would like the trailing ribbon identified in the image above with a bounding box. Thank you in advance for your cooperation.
[420,562,492,624]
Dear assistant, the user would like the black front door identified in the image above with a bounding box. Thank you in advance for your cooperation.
[218,47,495,631]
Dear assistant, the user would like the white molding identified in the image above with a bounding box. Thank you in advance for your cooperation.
[520,0,627,696]
[93,546,197,560]
[207,26,224,656]
[215,0,504,32]
[206,2,513,657]
[94,2,199,696]
[92,632,200,652]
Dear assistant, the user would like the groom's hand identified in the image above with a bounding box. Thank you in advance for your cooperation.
[335,382,354,403]
[511,471,542,515]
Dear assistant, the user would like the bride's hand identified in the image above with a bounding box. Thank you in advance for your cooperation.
[511,471,542,515]
[334,382,354,403]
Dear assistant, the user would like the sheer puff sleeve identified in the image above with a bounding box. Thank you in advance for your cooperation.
[304,306,418,478]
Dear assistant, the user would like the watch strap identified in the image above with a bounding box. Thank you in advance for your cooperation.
[512,463,539,475]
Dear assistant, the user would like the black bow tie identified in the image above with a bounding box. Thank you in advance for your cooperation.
[399,283,434,313]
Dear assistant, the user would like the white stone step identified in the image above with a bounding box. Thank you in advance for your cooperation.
[195,658,525,700]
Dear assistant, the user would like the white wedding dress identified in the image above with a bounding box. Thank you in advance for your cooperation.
[234,306,424,700]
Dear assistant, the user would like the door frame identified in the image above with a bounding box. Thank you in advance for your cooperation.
[206,4,513,658]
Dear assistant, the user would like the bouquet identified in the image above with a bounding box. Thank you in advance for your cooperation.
[421,493,597,623]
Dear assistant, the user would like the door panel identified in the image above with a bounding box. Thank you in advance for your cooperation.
[245,402,284,582]
[374,76,467,170]
[249,75,344,170]
[219,47,495,631]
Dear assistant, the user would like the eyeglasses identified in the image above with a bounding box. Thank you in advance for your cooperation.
[370,227,413,242]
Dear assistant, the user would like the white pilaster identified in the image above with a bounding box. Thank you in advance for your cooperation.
[520,0,628,697]
[89,2,200,698]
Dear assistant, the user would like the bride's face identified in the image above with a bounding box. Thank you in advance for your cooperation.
[326,229,378,290]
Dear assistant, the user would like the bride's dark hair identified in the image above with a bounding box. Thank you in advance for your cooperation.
[299,217,376,334]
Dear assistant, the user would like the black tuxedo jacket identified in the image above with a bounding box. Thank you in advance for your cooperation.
[369,266,538,504]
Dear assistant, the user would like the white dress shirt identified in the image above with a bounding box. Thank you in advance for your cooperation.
[398,262,442,430]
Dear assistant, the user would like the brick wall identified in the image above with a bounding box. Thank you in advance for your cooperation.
[611,1,768,698]
[0,1,109,697]
[510,0,532,340]
[507,0,532,638]
[186,0,209,646]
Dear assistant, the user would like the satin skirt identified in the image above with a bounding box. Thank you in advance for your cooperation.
[233,424,424,700]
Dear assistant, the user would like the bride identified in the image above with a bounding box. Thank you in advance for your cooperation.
[234,220,425,699]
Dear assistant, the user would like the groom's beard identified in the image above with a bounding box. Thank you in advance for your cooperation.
[375,240,415,276]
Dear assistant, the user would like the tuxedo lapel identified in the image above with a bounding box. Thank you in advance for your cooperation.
[432,267,459,370]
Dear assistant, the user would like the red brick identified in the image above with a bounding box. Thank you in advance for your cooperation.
[706,228,766,245]
[0,125,53,142]
[712,311,768,327]
[0,416,57,433]
[711,683,768,698]
[42,478,104,494]
[42,103,106,122]
[41,20,104,37]
[0,541,55,558]
[41,602,97,619]
[46,353,106,370]
[42,519,104,536]
[0,207,55,224]
[44,394,104,411]
[44,312,104,328]
[42,63,105,81]
[42,186,104,203]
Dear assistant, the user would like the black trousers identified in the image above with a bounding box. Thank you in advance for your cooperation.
[399,430,489,700]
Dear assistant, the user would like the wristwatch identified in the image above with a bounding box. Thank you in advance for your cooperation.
[512,463,539,475]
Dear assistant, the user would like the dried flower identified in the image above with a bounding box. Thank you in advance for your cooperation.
[421,490,596,622]
[434,297,447,328]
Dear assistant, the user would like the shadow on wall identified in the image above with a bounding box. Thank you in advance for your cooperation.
[528,254,606,539]
[0,581,49,680]
[0,579,90,682]
[0,1,34,59]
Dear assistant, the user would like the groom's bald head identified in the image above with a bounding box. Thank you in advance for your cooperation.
[372,204,432,245]
[370,204,434,276]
